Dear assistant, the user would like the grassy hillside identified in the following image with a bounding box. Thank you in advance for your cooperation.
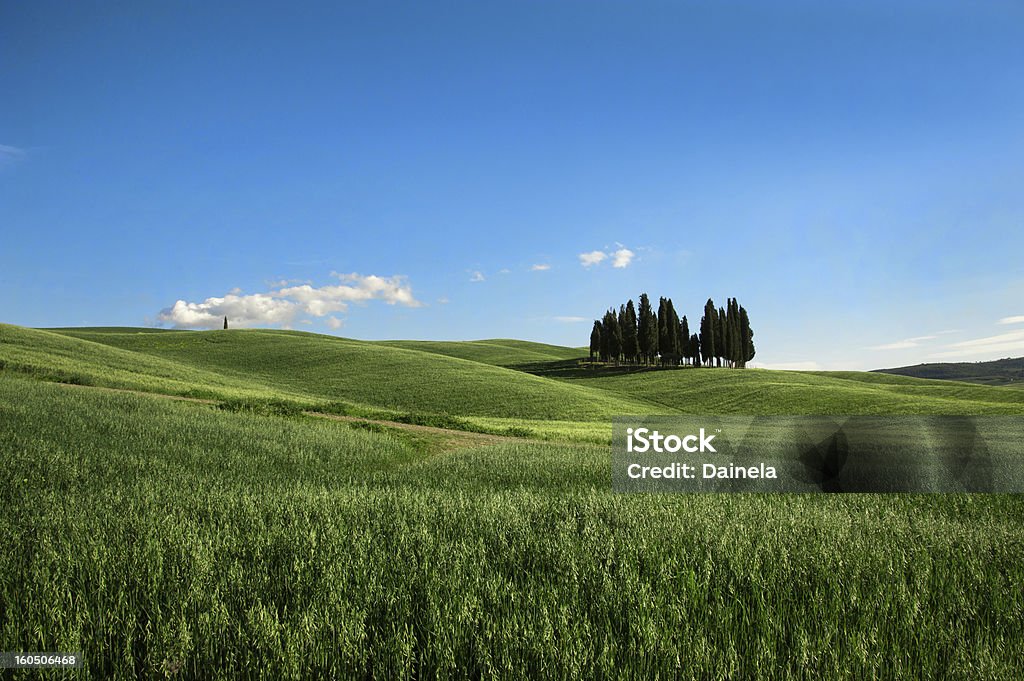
[874,356,1024,387]
[377,338,583,367]
[45,327,654,420]
[7,326,1024,424]
[0,324,302,401]
[551,365,1024,415]
[3,373,1022,679]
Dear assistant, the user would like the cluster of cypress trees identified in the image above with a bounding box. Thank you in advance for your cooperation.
[589,294,754,368]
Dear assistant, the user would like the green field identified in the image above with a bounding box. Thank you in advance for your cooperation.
[2,324,1024,679]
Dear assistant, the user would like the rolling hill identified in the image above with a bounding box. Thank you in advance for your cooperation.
[874,357,1024,387]
[376,338,584,367]
[5,323,1024,678]
[3,324,1024,423]
[21,326,654,420]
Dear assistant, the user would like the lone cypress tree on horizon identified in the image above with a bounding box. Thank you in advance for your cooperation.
[223,316,228,330]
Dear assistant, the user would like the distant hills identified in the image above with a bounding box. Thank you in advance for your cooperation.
[873,357,1024,387]
[4,325,1024,420]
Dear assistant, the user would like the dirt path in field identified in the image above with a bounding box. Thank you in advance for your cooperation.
[50,380,531,451]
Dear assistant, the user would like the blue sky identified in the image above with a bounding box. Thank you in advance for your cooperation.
[2,1,1023,370]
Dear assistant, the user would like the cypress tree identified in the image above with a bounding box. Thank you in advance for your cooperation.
[665,298,681,365]
[722,299,732,367]
[673,303,683,365]
[720,303,729,366]
[740,305,755,366]
[599,311,611,361]
[223,316,228,330]
[618,305,629,363]
[657,298,668,365]
[730,298,742,367]
[700,298,716,367]
[622,299,640,364]
[590,295,755,368]
[680,315,690,366]
[637,293,658,365]
[604,309,622,365]
[589,321,602,361]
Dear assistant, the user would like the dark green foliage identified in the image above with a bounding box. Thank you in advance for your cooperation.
[637,293,658,365]
[621,300,640,364]
[601,309,622,364]
[657,298,681,366]
[589,321,601,360]
[700,299,716,367]
[592,296,753,370]
[740,305,755,366]
[618,305,628,362]
[679,316,691,366]
[657,297,669,364]
[720,303,729,366]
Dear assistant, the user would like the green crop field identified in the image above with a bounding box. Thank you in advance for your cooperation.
[377,338,585,367]
[2,324,1024,679]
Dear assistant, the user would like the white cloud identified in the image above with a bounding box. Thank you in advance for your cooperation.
[611,248,635,268]
[579,245,636,268]
[158,293,297,329]
[469,271,485,282]
[531,264,551,271]
[579,250,608,267]
[498,268,511,275]
[157,273,422,329]
[867,335,937,351]
[553,316,587,323]
[280,273,422,312]
[326,316,343,330]
[927,329,1024,360]
[437,297,450,304]
[998,315,1024,325]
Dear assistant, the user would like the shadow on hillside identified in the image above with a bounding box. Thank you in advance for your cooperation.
[508,359,696,380]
